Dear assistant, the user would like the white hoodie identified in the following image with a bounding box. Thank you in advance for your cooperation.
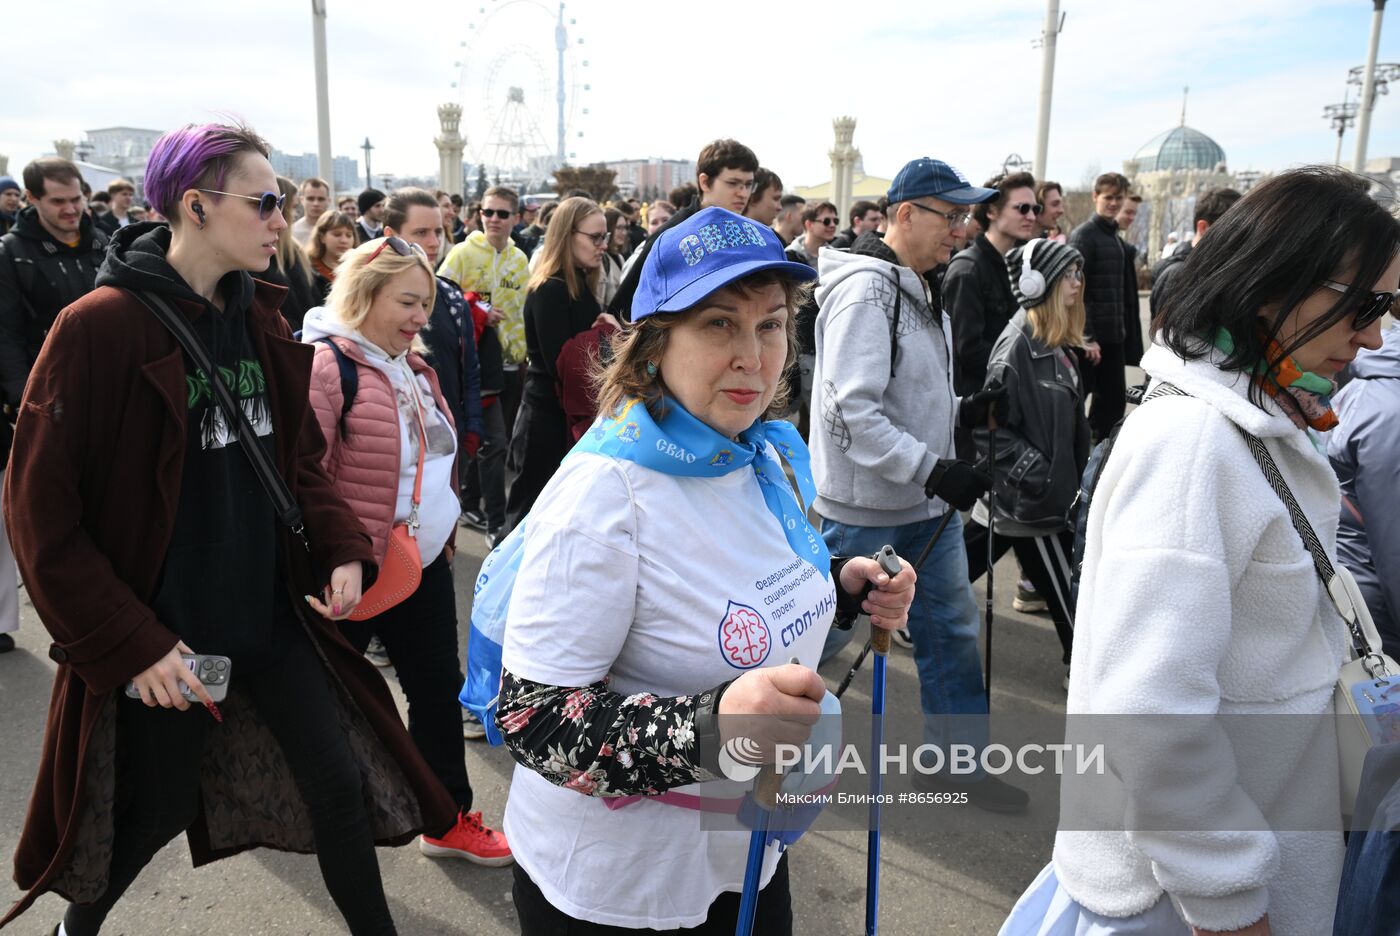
[301,307,459,565]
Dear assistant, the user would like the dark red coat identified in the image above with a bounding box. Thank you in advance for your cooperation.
[0,280,456,927]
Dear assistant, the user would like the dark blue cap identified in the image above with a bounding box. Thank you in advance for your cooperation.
[633,206,817,321]
[887,157,997,206]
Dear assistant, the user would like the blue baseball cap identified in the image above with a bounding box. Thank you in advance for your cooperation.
[887,157,997,206]
[633,206,817,321]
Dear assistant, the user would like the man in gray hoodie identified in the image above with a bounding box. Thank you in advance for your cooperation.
[811,157,1025,813]
[1330,323,1400,657]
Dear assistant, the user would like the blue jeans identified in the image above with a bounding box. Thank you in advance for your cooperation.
[820,512,988,759]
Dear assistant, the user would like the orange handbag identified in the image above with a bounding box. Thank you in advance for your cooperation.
[349,386,427,620]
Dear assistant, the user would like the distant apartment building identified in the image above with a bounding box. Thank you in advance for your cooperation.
[268,149,361,194]
[601,158,696,199]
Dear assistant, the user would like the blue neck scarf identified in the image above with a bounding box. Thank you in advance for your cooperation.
[572,398,831,580]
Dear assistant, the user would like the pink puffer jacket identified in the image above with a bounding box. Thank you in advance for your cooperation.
[308,337,458,564]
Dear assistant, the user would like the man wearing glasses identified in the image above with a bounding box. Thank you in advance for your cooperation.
[784,200,839,269]
[608,138,759,319]
[437,185,530,545]
[811,157,1026,814]
[944,171,1041,401]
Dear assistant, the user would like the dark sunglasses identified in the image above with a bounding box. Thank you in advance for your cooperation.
[198,189,285,220]
[366,235,428,264]
[1323,280,1398,330]
[1008,202,1044,216]
[815,217,838,226]
[480,208,514,219]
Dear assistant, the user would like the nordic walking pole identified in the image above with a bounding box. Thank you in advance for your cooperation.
[833,511,955,699]
[736,656,799,936]
[865,546,903,936]
[984,421,997,710]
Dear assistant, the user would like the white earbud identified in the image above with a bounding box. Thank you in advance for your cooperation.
[1018,238,1046,301]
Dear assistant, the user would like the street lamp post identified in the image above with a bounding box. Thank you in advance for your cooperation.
[1353,0,1389,172]
[1032,0,1064,181]
[311,0,334,187]
[1323,102,1359,167]
[361,137,374,189]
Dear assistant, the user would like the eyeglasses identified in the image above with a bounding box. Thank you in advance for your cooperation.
[907,201,973,228]
[1008,202,1044,217]
[1064,267,1083,283]
[815,217,838,227]
[575,229,608,246]
[365,235,428,264]
[1322,280,1398,330]
[197,189,285,220]
[718,178,757,193]
[480,208,514,219]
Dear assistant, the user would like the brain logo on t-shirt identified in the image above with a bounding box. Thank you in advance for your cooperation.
[718,601,772,669]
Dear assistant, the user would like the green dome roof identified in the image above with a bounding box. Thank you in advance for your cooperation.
[1132,125,1226,173]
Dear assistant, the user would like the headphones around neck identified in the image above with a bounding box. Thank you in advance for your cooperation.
[1018,237,1046,300]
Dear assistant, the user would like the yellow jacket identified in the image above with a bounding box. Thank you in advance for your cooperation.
[437,231,530,364]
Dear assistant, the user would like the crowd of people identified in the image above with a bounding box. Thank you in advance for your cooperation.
[0,119,1396,936]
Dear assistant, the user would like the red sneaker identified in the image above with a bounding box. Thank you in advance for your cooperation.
[419,810,513,866]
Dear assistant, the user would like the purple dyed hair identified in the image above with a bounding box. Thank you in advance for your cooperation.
[143,122,271,222]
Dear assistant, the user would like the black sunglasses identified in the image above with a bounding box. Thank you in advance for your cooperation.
[480,208,514,219]
[366,235,428,264]
[1008,202,1044,216]
[1323,280,1398,330]
[198,189,285,220]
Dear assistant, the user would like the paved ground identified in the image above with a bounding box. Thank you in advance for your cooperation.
[0,541,1062,936]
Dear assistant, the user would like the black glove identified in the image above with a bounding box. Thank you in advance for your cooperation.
[925,458,993,511]
[960,380,1009,428]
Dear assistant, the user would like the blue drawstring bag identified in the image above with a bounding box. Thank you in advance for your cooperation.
[459,521,528,746]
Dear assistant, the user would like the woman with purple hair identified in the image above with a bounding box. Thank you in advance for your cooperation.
[1,122,455,935]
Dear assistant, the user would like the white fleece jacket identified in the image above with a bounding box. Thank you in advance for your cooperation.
[1052,343,1348,935]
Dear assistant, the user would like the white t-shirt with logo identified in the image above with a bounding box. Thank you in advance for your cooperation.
[501,450,836,929]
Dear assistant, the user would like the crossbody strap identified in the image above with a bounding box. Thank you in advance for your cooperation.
[1150,380,1379,666]
[129,289,309,552]
[401,372,429,531]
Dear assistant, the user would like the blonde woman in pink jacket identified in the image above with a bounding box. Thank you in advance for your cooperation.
[302,236,511,867]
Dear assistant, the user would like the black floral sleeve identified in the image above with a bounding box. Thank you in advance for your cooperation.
[496,668,721,798]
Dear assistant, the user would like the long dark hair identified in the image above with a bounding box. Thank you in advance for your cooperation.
[1154,165,1399,408]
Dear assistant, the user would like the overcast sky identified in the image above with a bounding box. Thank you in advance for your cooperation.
[3,0,1398,190]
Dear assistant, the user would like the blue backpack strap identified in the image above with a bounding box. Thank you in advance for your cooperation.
[314,336,358,431]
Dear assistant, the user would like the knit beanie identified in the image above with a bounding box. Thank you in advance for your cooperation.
[0,176,19,195]
[357,187,385,217]
[1006,239,1083,310]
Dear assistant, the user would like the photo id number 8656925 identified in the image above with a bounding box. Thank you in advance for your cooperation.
[900,791,969,805]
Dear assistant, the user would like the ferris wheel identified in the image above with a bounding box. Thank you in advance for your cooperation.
[450,0,591,175]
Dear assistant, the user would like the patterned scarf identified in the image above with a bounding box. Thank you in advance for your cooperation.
[1214,328,1339,432]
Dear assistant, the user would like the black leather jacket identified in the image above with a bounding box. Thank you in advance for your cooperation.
[973,309,1091,532]
[943,233,1018,396]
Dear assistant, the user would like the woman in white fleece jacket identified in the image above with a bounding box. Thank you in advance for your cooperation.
[1002,167,1400,936]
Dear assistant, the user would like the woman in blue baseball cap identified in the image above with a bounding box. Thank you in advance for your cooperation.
[493,206,917,933]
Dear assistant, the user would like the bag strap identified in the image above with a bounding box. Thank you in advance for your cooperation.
[129,289,309,552]
[315,336,358,424]
[401,372,429,526]
[1235,428,1373,652]
[1150,379,1382,668]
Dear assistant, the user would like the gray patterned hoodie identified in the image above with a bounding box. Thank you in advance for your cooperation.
[809,234,959,526]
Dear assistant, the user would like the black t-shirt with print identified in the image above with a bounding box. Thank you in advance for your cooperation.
[149,300,283,662]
